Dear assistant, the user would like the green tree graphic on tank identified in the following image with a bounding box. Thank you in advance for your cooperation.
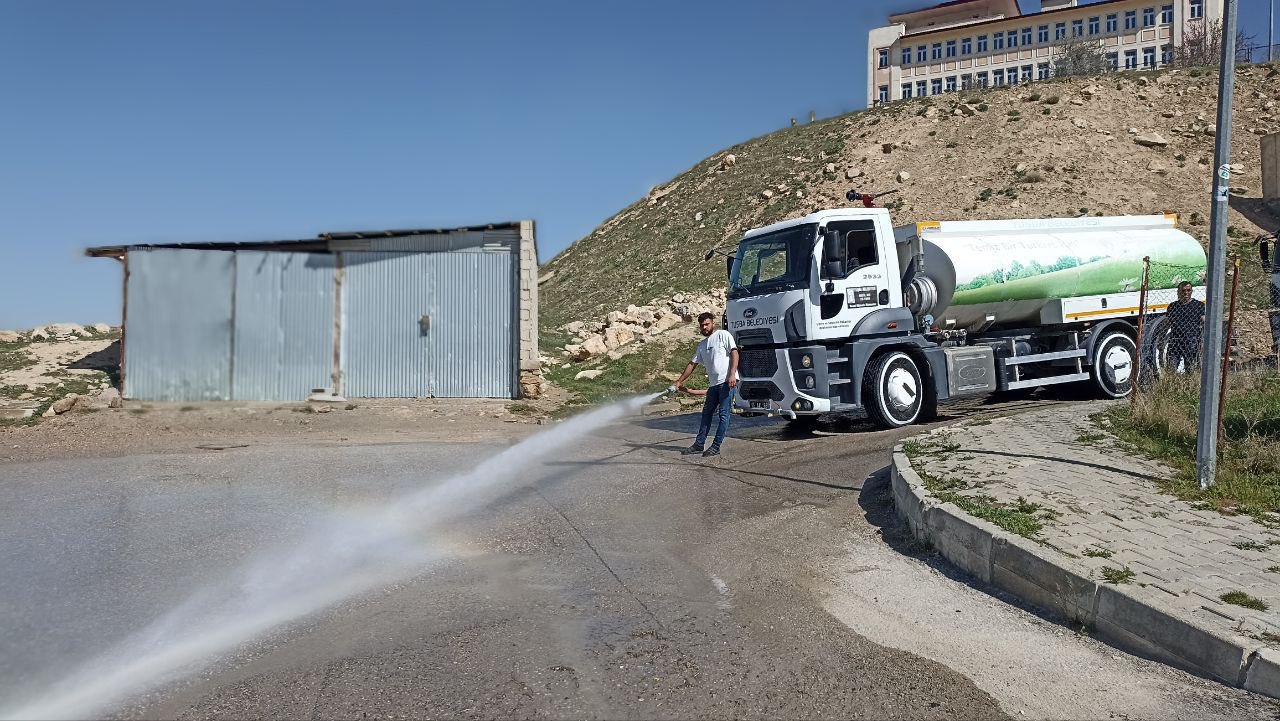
[932,224,1207,330]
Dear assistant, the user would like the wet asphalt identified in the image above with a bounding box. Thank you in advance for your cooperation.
[1,394,1275,719]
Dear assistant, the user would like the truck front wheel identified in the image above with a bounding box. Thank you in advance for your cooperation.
[864,351,923,429]
[1092,330,1137,399]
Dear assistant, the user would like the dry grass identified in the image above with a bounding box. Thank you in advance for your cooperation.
[1108,369,1280,523]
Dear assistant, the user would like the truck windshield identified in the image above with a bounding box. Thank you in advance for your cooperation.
[729,224,815,298]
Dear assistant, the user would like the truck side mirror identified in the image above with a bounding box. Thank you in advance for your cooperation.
[822,229,844,279]
[725,254,734,281]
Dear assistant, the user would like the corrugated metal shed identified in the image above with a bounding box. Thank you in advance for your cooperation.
[91,222,537,402]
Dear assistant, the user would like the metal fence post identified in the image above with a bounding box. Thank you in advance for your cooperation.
[1133,255,1151,404]
[1196,0,1239,490]
[1215,256,1242,453]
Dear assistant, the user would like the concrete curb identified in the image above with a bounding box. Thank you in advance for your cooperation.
[890,444,1279,700]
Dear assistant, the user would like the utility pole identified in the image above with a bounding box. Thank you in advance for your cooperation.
[1270,0,1275,63]
[1195,0,1239,490]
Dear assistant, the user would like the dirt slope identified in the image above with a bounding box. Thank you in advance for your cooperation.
[540,64,1280,356]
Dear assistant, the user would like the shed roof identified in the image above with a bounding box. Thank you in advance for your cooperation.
[85,221,525,258]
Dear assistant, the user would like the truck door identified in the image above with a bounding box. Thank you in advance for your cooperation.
[815,219,901,337]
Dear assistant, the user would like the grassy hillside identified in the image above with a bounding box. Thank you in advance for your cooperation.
[540,64,1280,357]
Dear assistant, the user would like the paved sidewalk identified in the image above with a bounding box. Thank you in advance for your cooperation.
[893,401,1280,698]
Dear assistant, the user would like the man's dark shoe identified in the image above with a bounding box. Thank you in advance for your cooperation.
[682,445,705,455]
[702,446,721,457]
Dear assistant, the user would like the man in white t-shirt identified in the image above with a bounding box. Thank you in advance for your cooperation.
[673,312,739,458]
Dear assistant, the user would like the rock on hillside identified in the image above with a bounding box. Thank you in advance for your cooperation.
[540,65,1280,357]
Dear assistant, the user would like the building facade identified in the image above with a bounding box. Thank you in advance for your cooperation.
[88,222,540,402]
[867,0,1224,107]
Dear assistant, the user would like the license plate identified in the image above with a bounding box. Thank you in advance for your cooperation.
[749,400,769,409]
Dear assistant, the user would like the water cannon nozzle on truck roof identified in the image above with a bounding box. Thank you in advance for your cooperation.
[845,188,899,208]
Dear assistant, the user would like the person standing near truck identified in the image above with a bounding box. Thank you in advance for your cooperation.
[673,312,739,458]
[1165,281,1206,372]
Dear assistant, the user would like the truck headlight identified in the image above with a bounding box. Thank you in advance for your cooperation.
[804,375,816,389]
[800,353,813,369]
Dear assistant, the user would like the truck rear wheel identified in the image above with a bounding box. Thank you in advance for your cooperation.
[864,351,923,429]
[1092,330,1137,399]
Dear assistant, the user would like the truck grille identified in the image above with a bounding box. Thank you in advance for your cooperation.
[739,349,778,378]
[734,329,773,347]
[739,381,784,401]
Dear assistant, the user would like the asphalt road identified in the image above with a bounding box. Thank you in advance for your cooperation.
[1,397,1276,720]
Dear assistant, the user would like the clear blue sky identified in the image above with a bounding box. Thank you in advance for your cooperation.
[0,0,1273,328]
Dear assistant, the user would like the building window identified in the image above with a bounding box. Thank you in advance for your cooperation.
[1161,4,1173,24]
[1072,19,1083,37]
[945,75,957,92]
[932,42,942,60]
[1190,0,1203,19]
[1008,69,1019,86]
[946,39,957,58]
[879,85,889,104]
[977,34,988,53]
[1037,62,1050,80]
[1124,49,1138,69]
[1107,14,1118,32]
[961,73,973,90]
[901,83,913,99]
[1106,52,1119,70]
[1143,46,1156,67]
[1022,27,1032,46]
[931,78,943,95]
[1008,30,1018,49]
[878,49,889,68]
[994,31,1004,51]
[1038,25,1049,43]
[962,37,972,54]
[916,80,928,97]
[1161,43,1173,65]
[1124,11,1137,30]
[1055,22,1066,40]
[1089,16,1100,35]
[992,68,1005,86]
[1022,65,1034,83]
[977,70,989,87]
[902,47,912,65]
[917,45,927,63]
[1143,7,1155,27]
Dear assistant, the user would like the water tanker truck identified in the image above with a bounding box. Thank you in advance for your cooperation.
[723,203,1207,429]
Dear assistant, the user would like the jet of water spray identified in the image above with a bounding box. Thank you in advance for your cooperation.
[1,393,663,721]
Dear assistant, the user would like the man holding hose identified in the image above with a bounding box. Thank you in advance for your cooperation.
[672,312,739,458]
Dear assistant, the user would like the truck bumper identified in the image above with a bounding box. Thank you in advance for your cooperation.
[734,346,832,416]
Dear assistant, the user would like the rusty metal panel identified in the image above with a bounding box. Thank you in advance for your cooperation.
[231,251,335,400]
[123,249,233,400]
[1263,132,1279,201]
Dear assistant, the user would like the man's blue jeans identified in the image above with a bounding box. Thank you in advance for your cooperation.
[694,382,735,450]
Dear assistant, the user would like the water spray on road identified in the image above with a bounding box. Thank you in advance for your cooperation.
[0,393,663,721]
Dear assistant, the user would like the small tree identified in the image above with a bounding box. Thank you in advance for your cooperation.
[1051,37,1110,78]
[1174,18,1255,67]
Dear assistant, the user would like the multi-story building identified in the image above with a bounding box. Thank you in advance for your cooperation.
[867,0,1224,107]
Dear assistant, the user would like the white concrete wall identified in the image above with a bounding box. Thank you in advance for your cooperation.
[867,23,906,107]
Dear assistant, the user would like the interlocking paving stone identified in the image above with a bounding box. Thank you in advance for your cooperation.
[909,401,1280,647]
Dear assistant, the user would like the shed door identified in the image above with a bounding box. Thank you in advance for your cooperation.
[124,249,234,401]
[427,249,516,397]
[341,250,516,398]
[232,251,335,401]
